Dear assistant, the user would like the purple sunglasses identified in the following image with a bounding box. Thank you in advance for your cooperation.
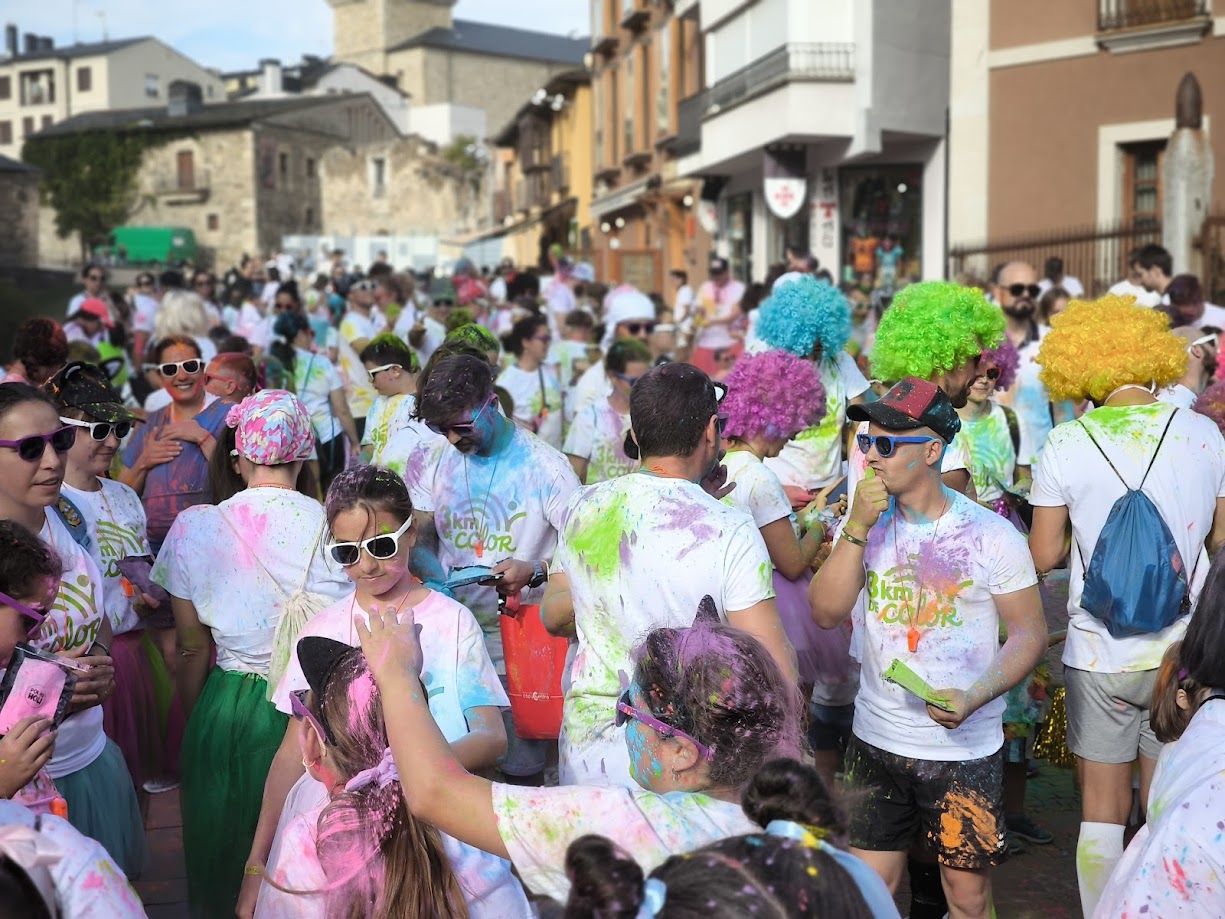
[615,678,713,761]
[0,589,48,637]
[0,426,76,462]
[290,688,335,746]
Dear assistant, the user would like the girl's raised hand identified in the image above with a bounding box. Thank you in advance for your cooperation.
[355,605,423,685]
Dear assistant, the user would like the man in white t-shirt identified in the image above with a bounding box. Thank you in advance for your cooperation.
[544,362,795,788]
[812,378,1045,919]
[412,352,580,778]
[336,278,382,435]
[1036,256,1084,299]
[1028,301,1225,917]
[991,261,1060,466]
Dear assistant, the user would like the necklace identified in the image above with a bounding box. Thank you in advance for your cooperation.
[250,482,296,491]
[893,493,950,653]
[637,464,690,481]
[348,577,419,645]
[462,449,503,558]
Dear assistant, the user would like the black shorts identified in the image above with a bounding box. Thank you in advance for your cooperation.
[844,734,1006,870]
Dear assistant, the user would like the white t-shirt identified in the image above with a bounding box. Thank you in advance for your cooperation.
[0,801,147,918]
[497,364,564,449]
[554,473,775,786]
[1157,383,1199,410]
[491,783,757,902]
[337,312,378,418]
[568,359,612,417]
[258,791,531,919]
[1095,701,1225,919]
[549,339,590,392]
[412,315,447,369]
[1029,404,1225,673]
[35,510,107,779]
[61,479,152,635]
[958,402,1017,504]
[854,492,1037,761]
[234,302,270,351]
[414,423,580,628]
[562,397,634,484]
[721,449,794,531]
[995,327,1053,466]
[1037,275,1084,298]
[291,348,345,443]
[1195,301,1225,329]
[130,294,159,334]
[694,279,745,350]
[391,302,420,340]
[766,351,870,490]
[362,393,418,462]
[381,417,448,490]
[1108,279,1161,308]
[272,591,508,733]
[546,282,576,332]
[152,490,351,675]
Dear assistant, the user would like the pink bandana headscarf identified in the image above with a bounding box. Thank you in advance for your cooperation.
[226,390,314,465]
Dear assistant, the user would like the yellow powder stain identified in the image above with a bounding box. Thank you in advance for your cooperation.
[938,789,998,853]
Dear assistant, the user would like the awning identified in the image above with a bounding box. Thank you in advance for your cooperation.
[589,179,652,220]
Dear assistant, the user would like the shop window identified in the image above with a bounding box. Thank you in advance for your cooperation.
[840,165,923,294]
[726,191,754,282]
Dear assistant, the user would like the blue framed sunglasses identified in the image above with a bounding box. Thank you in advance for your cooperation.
[855,434,938,458]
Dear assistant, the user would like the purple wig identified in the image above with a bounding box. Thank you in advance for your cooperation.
[979,336,1020,392]
[722,349,827,442]
[1194,380,1225,436]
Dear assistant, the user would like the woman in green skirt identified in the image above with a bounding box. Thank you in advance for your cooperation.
[153,390,349,917]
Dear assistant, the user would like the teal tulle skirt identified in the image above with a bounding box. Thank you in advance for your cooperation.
[55,737,149,879]
[181,668,288,919]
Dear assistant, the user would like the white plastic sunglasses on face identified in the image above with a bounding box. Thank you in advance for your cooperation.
[325,517,413,567]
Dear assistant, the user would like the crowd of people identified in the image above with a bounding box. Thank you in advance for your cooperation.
[0,240,1221,919]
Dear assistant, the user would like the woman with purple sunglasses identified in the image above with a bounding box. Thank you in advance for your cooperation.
[355,596,806,903]
[0,383,146,877]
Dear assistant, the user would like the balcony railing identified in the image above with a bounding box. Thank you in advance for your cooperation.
[151,170,210,203]
[1098,0,1208,30]
[706,43,854,115]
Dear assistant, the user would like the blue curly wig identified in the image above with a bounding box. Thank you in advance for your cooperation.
[722,349,827,442]
[755,276,851,359]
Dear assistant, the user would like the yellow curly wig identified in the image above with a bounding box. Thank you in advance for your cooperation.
[1035,295,1188,403]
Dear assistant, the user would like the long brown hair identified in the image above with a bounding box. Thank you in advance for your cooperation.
[261,648,469,917]
[312,650,468,919]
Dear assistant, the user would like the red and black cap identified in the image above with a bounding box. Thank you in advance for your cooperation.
[847,377,961,444]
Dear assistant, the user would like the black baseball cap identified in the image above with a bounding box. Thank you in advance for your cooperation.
[44,361,140,424]
[847,377,961,444]
[709,256,730,274]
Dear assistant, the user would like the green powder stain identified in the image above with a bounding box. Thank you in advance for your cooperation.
[569,492,630,579]
[759,560,773,592]
[1076,836,1106,888]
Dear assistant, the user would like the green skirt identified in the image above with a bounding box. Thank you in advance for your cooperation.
[181,668,288,919]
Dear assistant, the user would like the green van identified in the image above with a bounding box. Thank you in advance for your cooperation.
[97,227,197,266]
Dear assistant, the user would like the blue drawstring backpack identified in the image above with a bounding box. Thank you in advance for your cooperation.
[1076,410,1195,639]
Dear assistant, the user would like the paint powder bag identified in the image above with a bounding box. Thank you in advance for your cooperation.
[0,644,80,735]
[500,596,568,740]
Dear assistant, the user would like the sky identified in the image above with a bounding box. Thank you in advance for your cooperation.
[8,0,590,71]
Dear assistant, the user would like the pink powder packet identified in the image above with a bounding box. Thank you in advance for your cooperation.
[0,645,78,734]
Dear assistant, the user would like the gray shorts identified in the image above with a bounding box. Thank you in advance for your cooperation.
[1064,667,1162,763]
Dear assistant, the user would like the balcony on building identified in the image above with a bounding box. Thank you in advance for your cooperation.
[620,0,651,33]
[706,43,854,116]
[1096,0,1211,51]
[152,168,210,205]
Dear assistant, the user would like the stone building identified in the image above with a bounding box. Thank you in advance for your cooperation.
[0,28,224,161]
[34,85,482,269]
[0,154,39,267]
[327,0,587,143]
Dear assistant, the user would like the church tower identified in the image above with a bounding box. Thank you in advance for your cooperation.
[328,0,456,74]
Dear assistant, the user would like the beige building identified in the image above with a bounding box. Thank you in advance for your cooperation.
[35,87,485,270]
[327,0,586,142]
[0,154,39,267]
[948,0,1225,290]
[0,29,224,161]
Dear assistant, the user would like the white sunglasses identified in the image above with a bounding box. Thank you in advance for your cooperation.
[1188,333,1218,351]
[366,363,401,382]
[325,517,413,567]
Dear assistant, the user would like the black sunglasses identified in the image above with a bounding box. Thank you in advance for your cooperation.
[1007,283,1041,299]
[0,426,77,461]
[624,322,655,335]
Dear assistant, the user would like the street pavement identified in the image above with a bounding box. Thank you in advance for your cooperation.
[133,574,1085,918]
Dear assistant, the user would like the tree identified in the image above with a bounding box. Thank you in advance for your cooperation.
[22,129,170,262]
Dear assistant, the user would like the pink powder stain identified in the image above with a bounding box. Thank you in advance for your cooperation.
[81,870,105,890]
[1165,857,1190,899]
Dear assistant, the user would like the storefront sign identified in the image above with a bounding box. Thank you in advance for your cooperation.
[810,167,839,274]
[696,200,719,236]
[764,150,807,220]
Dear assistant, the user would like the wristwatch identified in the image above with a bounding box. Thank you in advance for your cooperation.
[528,561,548,589]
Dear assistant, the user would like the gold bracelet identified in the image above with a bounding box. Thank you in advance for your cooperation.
[841,530,869,548]
[244,864,263,877]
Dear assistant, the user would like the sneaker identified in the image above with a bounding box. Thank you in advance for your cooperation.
[142,777,179,794]
[1006,814,1053,844]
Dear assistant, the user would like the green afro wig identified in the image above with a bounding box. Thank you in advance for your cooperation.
[871,281,1005,383]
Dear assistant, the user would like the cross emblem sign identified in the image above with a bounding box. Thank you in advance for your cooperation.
[773,184,797,209]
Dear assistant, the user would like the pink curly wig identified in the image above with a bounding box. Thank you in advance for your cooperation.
[722,349,827,442]
[980,337,1020,392]
[1193,380,1225,436]
[1036,295,1187,403]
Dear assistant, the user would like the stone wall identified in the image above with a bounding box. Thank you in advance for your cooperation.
[0,168,40,268]
[320,134,485,239]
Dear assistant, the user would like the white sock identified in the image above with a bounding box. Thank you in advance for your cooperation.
[1077,821,1124,917]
